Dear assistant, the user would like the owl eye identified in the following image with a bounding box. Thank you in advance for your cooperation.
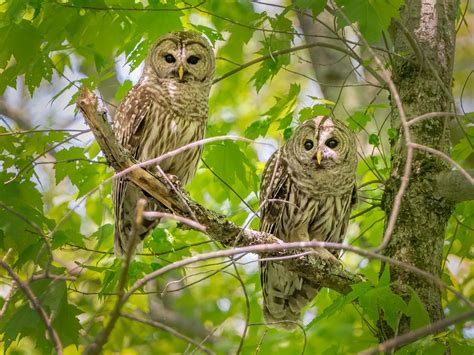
[164,54,176,63]
[325,138,338,148]
[187,55,200,64]
[303,139,314,151]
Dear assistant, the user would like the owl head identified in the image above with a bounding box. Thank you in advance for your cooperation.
[285,116,357,191]
[143,31,215,84]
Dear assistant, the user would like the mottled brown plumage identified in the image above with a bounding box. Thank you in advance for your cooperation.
[259,116,357,328]
[113,31,215,255]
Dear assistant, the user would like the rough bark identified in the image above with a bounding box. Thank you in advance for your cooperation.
[382,0,459,337]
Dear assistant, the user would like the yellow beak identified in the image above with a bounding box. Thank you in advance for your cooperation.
[316,150,323,165]
[178,65,184,81]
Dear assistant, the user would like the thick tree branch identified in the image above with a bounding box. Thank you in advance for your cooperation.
[76,87,361,295]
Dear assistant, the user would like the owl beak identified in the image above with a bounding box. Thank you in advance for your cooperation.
[178,65,185,81]
[315,150,323,165]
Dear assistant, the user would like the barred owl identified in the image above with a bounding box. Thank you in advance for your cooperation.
[260,116,357,328]
[113,31,215,255]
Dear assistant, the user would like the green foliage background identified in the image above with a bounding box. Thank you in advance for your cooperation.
[0,0,472,354]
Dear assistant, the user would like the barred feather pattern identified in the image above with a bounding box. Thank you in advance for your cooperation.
[112,31,214,255]
[259,117,357,329]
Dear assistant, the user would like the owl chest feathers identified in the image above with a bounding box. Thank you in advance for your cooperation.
[279,180,353,246]
[265,152,355,246]
[137,79,210,182]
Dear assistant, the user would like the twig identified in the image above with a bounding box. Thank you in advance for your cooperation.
[120,312,214,354]
[360,309,474,354]
[83,199,146,355]
[142,211,207,232]
[330,1,412,252]
[409,143,474,185]
[0,284,16,320]
[213,42,384,85]
[53,0,206,11]
[0,261,63,354]
[121,242,472,309]
[408,112,465,126]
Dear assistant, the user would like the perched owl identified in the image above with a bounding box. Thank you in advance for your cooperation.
[113,31,215,255]
[259,116,357,328]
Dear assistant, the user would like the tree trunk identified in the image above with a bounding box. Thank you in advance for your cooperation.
[382,0,458,337]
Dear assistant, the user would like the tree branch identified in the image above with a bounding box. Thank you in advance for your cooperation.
[0,261,63,355]
[360,309,474,354]
[76,87,362,294]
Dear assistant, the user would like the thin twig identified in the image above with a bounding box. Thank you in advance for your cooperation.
[360,309,474,354]
[409,143,474,185]
[213,42,384,85]
[0,261,63,354]
[120,312,214,354]
[83,199,146,355]
[408,112,465,126]
[122,242,472,310]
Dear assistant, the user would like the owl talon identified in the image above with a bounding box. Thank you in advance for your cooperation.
[166,174,182,188]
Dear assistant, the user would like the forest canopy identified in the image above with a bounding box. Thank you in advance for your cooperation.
[0,1,473,354]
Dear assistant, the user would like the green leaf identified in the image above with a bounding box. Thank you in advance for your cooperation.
[1,301,42,353]
[347,111,371,132]
[452,137,473,161]
[145,228,174,254]
[359,286,407,330]
[388,127,399,141]
[299,104,332,123]
[406,290,430,330]
[335,0,404,43]
[251,59,280,93]
[294,0,327,17]
[115,79,133,103]
[308,281,373,328]
[283,127,293,141]
[205,141,250,186]
[245,118,270,139]
[191,24,223,45]
[1,278,82,352]
[264,84,300,118]
[369,133,380,146]
[379,264,391,287]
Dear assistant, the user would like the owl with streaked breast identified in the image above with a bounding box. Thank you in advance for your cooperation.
[259,116,357,328]
[112,31,215,255]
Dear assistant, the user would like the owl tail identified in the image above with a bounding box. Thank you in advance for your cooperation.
[261,261,320,329]
[114,184,160,256]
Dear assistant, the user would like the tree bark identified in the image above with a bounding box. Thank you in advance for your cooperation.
[382,0,459,337]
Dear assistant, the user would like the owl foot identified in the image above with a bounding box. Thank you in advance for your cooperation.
[165,174,182,188]
[313,247,342,266]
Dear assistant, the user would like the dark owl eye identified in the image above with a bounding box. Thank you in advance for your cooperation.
[164,54,176,63]
[303,139,314,150]
[325,138,338,148]
[187,55,200,64]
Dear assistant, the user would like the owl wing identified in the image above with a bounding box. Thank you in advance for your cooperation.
[113,83,153,154]
[259,150,290,238]
[112,83,156,255]
[259,151,321,328]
